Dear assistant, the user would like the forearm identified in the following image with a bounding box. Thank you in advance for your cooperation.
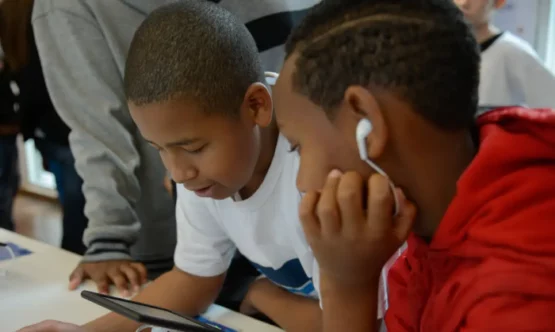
[84,268,225,332]
[319,277,380,332]
[251,285,322,332]
[33,11,144,250]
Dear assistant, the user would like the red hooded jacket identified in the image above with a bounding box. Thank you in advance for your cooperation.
[385,107,555,331]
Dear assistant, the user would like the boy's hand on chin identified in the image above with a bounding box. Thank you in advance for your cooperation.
[300,170,417,289]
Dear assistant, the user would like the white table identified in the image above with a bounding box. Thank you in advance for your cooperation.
[0,229,282,332]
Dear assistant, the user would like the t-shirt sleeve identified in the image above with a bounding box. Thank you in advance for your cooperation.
[174,186,236,277]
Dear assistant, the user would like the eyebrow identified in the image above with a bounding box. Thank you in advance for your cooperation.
[145,137,201,148]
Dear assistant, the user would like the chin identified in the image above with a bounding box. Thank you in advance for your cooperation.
[210,193,231,200]
[210,187,236,200]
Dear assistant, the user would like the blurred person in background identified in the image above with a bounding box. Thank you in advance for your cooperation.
[454,0,555,110]
[0,0,88,254]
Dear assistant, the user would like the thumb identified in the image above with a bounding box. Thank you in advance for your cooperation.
[393,188,417,242]
[68,266,85,290]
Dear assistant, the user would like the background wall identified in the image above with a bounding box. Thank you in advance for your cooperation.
[494,0,539,46]
[493,0,555,67]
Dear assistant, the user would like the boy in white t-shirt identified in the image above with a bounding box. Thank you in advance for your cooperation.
[454,0,555,109]
[105,2,321,331]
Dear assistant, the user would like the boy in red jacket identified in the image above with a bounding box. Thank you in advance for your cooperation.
[273,0,555,331]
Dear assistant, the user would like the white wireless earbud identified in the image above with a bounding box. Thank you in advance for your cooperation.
[355,118,400,216]
[356,118,373,160]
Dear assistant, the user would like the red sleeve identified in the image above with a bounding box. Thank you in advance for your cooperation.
[462,295,555,332]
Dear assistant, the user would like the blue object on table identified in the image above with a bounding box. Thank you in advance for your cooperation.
[195,316,238,332]
[0,242,32,261]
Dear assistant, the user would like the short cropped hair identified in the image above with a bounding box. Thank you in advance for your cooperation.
[286,0,480,130]
[124,0,265,116]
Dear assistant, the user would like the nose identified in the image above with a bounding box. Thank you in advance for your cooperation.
[165,155,198,184]
[172,168,198,184]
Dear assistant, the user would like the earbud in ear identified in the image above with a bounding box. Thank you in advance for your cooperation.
[356,118,373,160]
[355,118,400,216]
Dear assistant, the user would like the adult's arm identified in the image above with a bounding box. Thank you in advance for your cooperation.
[32,2,142,261]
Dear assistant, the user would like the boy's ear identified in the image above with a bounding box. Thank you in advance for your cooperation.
[341,86,388,160]
[244,82,273,128]
[494,0,506,9]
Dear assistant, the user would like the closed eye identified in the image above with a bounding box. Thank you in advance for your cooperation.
[184,144,206,154]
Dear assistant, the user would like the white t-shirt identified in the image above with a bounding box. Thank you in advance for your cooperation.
[174,134,319,298]
[479,32,555,110]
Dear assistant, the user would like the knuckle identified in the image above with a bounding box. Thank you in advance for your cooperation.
[316,203,338,219]
[371,175,390,200]
[299,207,313,221]
[337,187,358,203]
[92,272,108,281]
[345,171,363,182]
[299,202,315,221]
[132,263,146,275]
[305,235,320,248]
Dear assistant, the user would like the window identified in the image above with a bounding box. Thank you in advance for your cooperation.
[544,0,555,71]
[8,79,56,198]
[17,137,57,198]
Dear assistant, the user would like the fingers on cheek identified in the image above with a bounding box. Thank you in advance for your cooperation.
[394,187,417,217]
[394,188,407,205]
[369,174,392,207]
[336,182,359,208]
[317,202,341,235]
[299,193,318,222]
[299,192,321,242]
[316,199,339,221]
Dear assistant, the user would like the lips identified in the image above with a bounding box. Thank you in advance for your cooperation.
[187,185,212,192]
[187,184,216,198]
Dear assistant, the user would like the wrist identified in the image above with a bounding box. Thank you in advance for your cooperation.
[320,275,381,332]
[320,272,380,300]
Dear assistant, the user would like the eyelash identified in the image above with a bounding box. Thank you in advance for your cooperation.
[152,145,205,155]
[185,145,205,154]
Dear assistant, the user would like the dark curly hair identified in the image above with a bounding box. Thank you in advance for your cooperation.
[286,0,480,130]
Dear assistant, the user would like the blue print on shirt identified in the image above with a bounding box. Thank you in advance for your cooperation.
[250,259,316,297]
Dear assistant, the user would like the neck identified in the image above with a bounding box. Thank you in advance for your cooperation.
[239,121,279,198]
[402,131,477,240]
[474,23,500,44]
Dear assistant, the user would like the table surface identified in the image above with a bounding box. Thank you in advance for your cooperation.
[0,229,282,332]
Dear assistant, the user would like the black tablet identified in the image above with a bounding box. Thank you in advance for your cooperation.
[81,291,221,332]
